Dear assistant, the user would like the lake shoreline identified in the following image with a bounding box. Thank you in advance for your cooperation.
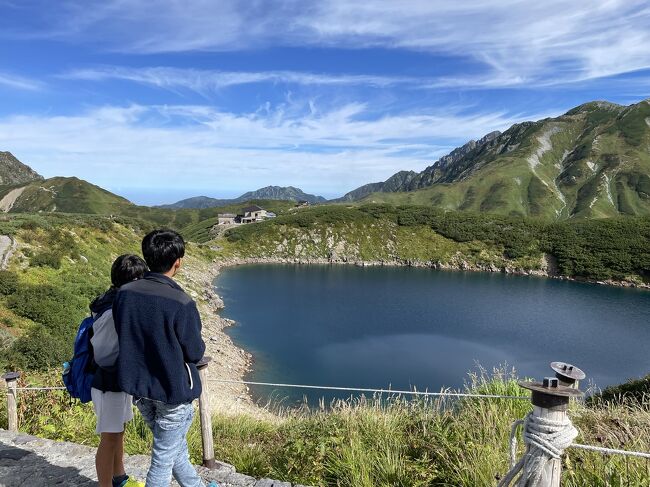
[194,253,647,412]
[214,254,650,290]
[178,255,272,419]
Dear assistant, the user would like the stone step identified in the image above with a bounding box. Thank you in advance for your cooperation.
[0,430,310,487]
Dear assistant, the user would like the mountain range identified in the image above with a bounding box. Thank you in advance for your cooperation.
[1,98,649,220]
[159,186,326,209]
[341,99,650,219]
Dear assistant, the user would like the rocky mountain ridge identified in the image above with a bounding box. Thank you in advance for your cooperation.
[0,151,44,186]
[343,98,650,219]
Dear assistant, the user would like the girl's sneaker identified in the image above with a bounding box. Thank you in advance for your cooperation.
[114,476,145,487]
[207,482,220,487]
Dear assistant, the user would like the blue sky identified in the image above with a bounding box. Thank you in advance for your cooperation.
[1,1,649,204]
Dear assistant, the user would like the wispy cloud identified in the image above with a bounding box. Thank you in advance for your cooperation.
[0,71,43,91]
[0,101,551,200]
[15,0,650,86]
[61,66,430,94]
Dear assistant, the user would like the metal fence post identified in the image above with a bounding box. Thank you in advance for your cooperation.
[197,357,215,469]
[2,372,21,432]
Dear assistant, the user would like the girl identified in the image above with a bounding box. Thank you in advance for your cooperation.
[90,254,148,487]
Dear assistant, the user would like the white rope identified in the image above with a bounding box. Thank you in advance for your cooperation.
[14,386,67,391]
[498,412,578,486]
[207,378,529,400]
[570,443,650,459]
[0,386,67,392]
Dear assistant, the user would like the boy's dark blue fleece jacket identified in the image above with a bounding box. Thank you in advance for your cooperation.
[113,273,206,404]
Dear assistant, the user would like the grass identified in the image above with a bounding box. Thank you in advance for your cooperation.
[3,368,649,486]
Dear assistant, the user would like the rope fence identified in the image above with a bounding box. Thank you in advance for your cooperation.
[570,443,650,460]
[3,362,650,486]
[206,377,531,400]
[13,386,67,391]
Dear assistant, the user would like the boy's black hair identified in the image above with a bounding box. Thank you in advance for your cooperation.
[141,229,185,273]
[111,254,148,288]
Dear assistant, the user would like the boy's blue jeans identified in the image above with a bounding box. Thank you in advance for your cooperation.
[135,398,205,487]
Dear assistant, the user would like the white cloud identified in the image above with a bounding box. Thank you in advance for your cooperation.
[0,71,43,91]
[0,102,550,200]
[15,0,650,86]
[61,66,431,94]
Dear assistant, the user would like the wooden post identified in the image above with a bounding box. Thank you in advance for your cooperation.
[531,393,568,486]
[197,357,215,469]
[519,377,583,487]
[2,372,21,432]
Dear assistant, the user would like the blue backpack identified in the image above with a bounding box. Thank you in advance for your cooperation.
[62,316,96,403]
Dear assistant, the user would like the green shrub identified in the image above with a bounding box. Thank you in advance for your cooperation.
[31,250,65,269]
[589,374,650,405]
[5,326,70,370]
[6,284,87,336]
[0,270,19,295]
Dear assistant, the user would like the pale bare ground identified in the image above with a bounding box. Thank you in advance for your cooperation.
[0,186,26,212]
[0,235,16,270]
[178,254,274,420]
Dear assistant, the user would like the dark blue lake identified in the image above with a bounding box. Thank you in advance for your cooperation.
[215,264,650,404]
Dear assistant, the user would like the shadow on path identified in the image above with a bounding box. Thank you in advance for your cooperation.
[0,439,94,486]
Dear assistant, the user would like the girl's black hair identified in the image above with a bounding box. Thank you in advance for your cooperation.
[111,254,148,288]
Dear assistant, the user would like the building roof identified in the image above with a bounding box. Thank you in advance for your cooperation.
[218,213,236,218]
[241,205,264,213]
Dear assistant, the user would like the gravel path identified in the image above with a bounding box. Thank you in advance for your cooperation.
[0,430,309,487]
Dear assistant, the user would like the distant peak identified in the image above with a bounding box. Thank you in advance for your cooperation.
[0,151,44,185]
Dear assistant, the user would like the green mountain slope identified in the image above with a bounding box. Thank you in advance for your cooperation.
[349,99,650,219]
[6,177,133,214]
[337,171,418,201]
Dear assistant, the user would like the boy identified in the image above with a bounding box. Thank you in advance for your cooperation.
[91,254,148,487]
[113,229,217,487]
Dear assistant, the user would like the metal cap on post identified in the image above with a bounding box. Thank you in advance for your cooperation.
[196,357,215,469]
[550,361,585,389]
[519,377,583,411]
[2,371,21,432]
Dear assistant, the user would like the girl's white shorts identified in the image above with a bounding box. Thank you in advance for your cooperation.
[91,387,134,434]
